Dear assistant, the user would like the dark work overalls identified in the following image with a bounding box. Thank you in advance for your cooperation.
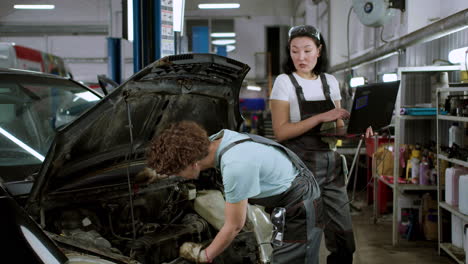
[217,133,322,264]
[282,74,356,264]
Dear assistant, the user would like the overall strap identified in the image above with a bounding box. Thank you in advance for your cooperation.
[217,133,309,174]
[319,73,331,101]
[243,133,309,173]
[288,73,332,109]
[217,138,252,168]
[287,74,306,115]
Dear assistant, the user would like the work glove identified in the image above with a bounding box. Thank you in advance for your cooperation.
[135,167,168,184]
[179,242,210,263]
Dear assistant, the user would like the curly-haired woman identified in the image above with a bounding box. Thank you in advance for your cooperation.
[147,121,322,264]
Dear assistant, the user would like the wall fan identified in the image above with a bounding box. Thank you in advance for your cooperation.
[352,0,405,27]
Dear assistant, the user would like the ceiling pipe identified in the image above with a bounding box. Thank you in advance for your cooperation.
[294,0,306,18]
[329,8,468,73]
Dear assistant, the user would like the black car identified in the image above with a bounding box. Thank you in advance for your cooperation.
[2,54,273,264]
[0,68,102,185]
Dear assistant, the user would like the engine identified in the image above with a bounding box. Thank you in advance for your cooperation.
[42,176,261,264]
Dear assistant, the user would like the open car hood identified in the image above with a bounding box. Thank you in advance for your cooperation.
[27,54,250,206]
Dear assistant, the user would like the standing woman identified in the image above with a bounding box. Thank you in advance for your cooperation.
[270,25,356,264]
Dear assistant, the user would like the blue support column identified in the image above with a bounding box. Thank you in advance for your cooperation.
[192,26,209,53]
[107,37,122,84]
[153,0,161,61]
[132,0,141,73]
[133,0,161,73]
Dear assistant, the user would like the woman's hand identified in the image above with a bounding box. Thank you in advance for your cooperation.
[365,126,374,138]
[319,108,350,123]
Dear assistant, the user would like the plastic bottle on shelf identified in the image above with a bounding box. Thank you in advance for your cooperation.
[419,157,430,185]
[430,168,437,185]
[449,122,463,148]
[405,145,421,184]
[411,157,420,184]
[459,175,468,215]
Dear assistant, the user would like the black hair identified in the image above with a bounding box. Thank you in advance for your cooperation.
[282,31,329,75]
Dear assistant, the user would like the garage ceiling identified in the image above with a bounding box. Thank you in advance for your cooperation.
[0,0,297,24]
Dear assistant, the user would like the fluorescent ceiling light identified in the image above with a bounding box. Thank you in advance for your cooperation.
[173,0,185,33]
[212,39,236,45]
[211,32,236,38]
[198,3,240,9]
[226,45,236,52]
[0,127,44,161]
[382,73,398,82]
[14,4,55,9]
[350,77,366,88]
[448,46,468,70]
[127,0,134,42]
[247,85,261,91]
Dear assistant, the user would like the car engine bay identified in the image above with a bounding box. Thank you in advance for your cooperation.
[34,167,264,264]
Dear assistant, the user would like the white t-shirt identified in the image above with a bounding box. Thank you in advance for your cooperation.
[270,72,342,123]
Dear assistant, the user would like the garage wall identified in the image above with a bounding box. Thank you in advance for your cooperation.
[0,35,111,82]
[185,0,293,18]
[0,0,294,83]
[293,0,468,108]
[0,0,126,83]
[327,0,467,68]
[229,16,291,80]
[1,0,466,86]
[0,0,109,24]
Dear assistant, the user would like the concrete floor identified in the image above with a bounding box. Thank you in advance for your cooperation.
[318,201,455,264]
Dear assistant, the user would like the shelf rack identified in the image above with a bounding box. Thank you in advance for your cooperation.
[436,79,468,264]
[372,65,462,248]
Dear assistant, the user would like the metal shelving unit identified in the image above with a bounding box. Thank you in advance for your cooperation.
[373,66,462,246]
[436,82,468,264]
[375,174,438,191]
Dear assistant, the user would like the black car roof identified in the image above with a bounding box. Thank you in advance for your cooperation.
[0,67,67,79]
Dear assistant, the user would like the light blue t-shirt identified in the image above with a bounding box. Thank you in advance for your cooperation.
[210,130,299,203]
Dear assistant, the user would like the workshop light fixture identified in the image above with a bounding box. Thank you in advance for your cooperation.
[448,46,468,70]
[226,45,236,52]
[247,85,261,91]
[173,0,185,33]
[212,39,236,45]
[382,73,398,82]
[198,3,240,9]
[125,0,134,42]
[211,32,236,38]
[0,127,44,161]
[14,4,55,9]
[349,76,366,88]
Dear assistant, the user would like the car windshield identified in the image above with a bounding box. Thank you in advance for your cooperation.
[0,74,100,181]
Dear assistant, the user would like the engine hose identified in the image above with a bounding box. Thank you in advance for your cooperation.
[108,213,133,241]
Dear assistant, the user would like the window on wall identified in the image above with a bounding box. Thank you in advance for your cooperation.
[185,19,235,54]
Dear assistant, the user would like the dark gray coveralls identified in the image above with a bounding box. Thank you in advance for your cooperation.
[217,133,322,264]
[282,74,356,264]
